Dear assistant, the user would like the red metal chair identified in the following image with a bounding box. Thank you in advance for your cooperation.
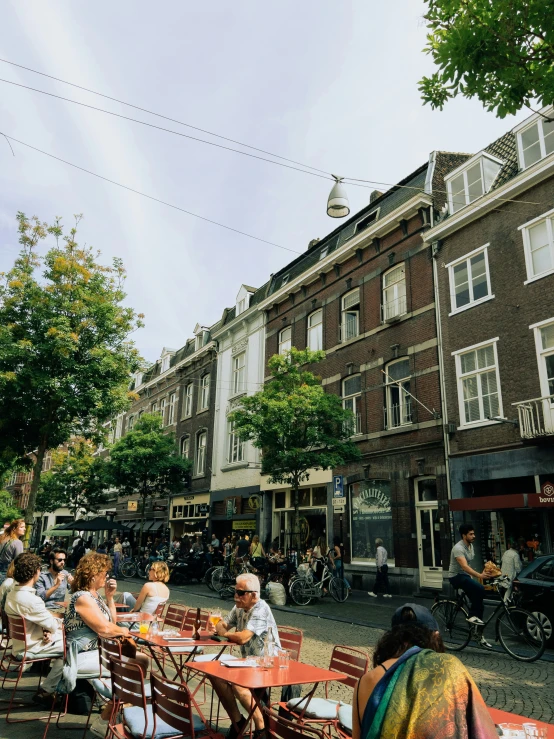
[162,604,188,631]
[277,626,304,661]
[183,608,210,630]
[265,709,326,739]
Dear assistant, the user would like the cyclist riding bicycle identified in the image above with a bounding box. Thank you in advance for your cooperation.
[448,523,491,648]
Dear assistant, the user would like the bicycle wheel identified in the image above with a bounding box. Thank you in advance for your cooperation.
[496,607,546,662]
[120,560,137,579]
[329,576,349,603]
[204,566,217,590]
[431,599,471,651]
[212,568,234,594]
[290,578,313,606]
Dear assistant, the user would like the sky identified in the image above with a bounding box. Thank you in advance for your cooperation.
[0,1,529,363]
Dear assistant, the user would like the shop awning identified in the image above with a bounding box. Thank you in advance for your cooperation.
[149,521,164,531]
[448,493,554,511]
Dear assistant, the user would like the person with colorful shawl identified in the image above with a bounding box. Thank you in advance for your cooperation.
[352,603,497,739]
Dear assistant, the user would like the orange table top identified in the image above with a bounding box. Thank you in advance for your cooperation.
[191,658,346,690]
[489,708,554,737]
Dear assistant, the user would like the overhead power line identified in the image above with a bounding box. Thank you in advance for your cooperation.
[0,131,301,255]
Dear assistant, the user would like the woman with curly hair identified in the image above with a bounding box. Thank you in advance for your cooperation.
[352,604,496,739]
[36,552,148,705]
[0,519,26,585]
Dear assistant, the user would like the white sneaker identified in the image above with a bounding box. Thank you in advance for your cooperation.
[383,594,392,598]
[367,592,377,598]
[479,636,493,650]
[467,616,485,626]
[89,715,109,738]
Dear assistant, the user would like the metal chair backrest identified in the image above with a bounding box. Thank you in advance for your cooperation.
[277,627,303,661]
[267,710,325,739]
[98,636,123,678]
[150,671,198,738]
[110,656,147,712]
[163,604,187,631]
[7,614,26,643]
[328,645,369,689]
[183,608,209,630]
[154,601,166,619]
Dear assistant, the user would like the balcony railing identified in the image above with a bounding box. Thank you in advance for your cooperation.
[512,395,554,440]
[381,295,407,323]
[384,400,413,429]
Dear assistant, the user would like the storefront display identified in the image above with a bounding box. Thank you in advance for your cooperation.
[272,486,327,552]
[350,479,394,563]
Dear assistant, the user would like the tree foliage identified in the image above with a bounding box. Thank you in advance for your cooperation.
[230,348,361,541]
[0,490,23,523]
[0,213,143,536]
[419,0,554,118]
[106,414,192,543]
[36,439,109,519]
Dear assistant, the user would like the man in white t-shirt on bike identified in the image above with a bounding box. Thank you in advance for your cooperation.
[448,523,491,648]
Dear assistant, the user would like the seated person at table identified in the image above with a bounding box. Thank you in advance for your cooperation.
[208,573,281,739]
[352,604,496,739]
[35,552,149,707]
[35,548,74,610]
[116,560,169,627]
[5,553,64,661]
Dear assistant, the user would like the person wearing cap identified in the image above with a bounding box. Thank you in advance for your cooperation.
[352,603,496,739]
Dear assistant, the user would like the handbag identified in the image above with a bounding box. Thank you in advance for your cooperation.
[119,634,137,659]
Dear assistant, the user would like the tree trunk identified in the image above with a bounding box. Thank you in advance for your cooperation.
[292,473,301,552]
[24,438,48,549]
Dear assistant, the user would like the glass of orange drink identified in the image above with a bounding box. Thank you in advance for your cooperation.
[209,609,222,628]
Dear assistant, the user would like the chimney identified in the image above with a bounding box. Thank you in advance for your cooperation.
[308,238,320,251]
[370,190,383,203]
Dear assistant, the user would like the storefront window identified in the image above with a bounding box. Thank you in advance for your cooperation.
[274,491,287,509]
[312,486,327,506]
[350,479,394,563]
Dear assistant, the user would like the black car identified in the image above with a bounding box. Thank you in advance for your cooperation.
[513,554,554,645]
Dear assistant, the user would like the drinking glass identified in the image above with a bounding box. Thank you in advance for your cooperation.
[138,622,149,635]
[209,609,222,628]
[276,648,290,668]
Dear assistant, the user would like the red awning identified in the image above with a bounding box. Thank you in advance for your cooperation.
[449,493,554,511]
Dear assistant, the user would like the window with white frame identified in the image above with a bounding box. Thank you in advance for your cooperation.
[385,358,412,428]
[447,246,492,312]
[227,420,245,463]
[533,320,554,402]
[279,326,292,354]
[115,416,123,439]
[342,374,362,435]
[151,401,158,415]
[382,264,406,321]
[307,309,323,351]
[236,298,247,316]
[517,117,554,169]
[448,161,484,213]
[199,374,210,410]
[161,355,171,373]
[196,431,207,475]
[160,397,167,423]
[341,288,360,341]
[181,436,190,458]
[232,352,246,395]
[167,392,176,425]
[520,211,554,281]
[454,340,502,426]
[128,415,134,430]
[319,246,328,261]
[183,384,193,417]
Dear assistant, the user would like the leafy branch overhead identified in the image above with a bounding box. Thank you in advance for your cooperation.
[419,0,554,118]
[229,348,361,488]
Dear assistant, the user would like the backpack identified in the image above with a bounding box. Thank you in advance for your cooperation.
[67,679,95,715]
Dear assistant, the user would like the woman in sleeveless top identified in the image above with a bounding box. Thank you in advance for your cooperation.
[117,560,169,628]
[353,604,496,739]
[0,519,25,585]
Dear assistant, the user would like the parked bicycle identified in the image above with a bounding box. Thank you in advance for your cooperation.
[432,575,546,662]
[119,554,148,580]
[289,562,349,605]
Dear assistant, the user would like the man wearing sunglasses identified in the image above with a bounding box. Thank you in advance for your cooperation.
[35,548,74,610]
[207,573,281,739]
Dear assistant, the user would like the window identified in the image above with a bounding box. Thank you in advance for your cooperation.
[531,319,554,403]
[227,420,245,463]
[517,117,554,169]
[281,274,290,286]
[448,162,484,213]
[138,410,144,418]
[520,211,554,282]
[160,398,167,423]
[342,374,362,435]
[196,431,207,475]
[199,374,210,410]
[385,358,412,428]
[237,298,247,315]
[181,436,190,458]
[454,340,502,426]
[232,352,246,395]
[183,384,193,417]
[134,372,143,388]
[128,416,134,430]
[382,264,406,321]
[114,416,123,440]
[161,355,171,373]
[350,479,394,564]
[279,326,292,354]
[341,288,360,341]
[167,392,176,425]
[447,246,492,313]
[356,209,378,233]
[319,246,328,261]
[307,309,323,351]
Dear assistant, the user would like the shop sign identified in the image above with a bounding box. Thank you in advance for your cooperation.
[232,519,256,530]
[540,481,554,502]
[153,504,167,512]
[334,506,345,513]
[226,498,235,520]
[332,497,346,506]
[199,504,209,514]
[183,495,194,502]
[333,475,344,497]
[127,500,138,512]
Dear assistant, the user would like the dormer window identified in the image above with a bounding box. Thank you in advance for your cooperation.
[319,246,328,261]
[194,327,209,351]
[446,154,503,214]
[517,115,554,169]
[134,371,143,388]
[161,356,171,373]
[355,208,379,234]
[236,298,247,316]
[281,274,290,287]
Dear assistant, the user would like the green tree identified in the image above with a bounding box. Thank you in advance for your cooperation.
[230,348,361,547]
[36,440,110,520]
[106,414,192,545]
[0,213,143,543]
[419,0,554,118]
[0,490,23,523]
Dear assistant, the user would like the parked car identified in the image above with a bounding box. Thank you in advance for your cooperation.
[512,554,554,646]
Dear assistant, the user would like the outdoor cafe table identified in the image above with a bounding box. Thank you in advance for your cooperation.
[191,658,347,738]
[137,630,230,682]
[488,707,554,737]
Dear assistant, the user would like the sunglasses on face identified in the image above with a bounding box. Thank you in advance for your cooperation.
[234,589,256,596]
[53,558,66,562]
